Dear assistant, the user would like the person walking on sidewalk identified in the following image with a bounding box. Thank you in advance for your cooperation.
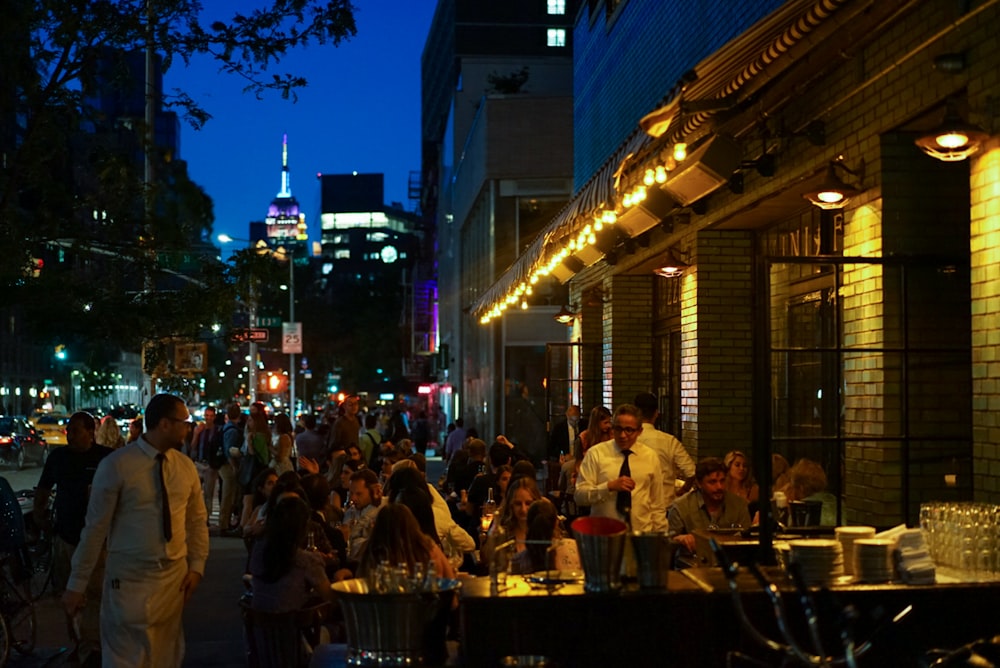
[34,411,113,663]
[63,393,210,667]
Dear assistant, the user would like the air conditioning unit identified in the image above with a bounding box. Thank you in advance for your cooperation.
[661,134,741,206]
[550,255,585,284]
[614,187,675,238]
[573,227,620,267]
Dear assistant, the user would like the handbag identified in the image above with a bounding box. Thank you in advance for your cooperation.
[238,452,260,487]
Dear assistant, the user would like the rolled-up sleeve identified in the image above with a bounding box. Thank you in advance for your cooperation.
[574,449,611,507]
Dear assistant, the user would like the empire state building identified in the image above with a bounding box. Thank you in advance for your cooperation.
[259,133,308,257]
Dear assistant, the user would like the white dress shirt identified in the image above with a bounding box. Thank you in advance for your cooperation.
[68,438,209,593]
[574,439,667,532]
[428,483,476,554]
[638,423,695,509]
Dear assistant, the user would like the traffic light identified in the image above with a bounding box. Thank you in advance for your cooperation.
[54,344,67,361]
[258,371,288,394]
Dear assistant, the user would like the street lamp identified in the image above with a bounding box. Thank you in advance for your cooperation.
[218,234,298,413]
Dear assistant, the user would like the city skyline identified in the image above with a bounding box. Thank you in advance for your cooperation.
[168,0,437,251]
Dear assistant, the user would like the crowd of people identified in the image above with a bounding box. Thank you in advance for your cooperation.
[25,390,834,666]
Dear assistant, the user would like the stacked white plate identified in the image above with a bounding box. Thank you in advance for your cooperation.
[834,526,876,576]
[787,539,844,586]
[852,538,895,583]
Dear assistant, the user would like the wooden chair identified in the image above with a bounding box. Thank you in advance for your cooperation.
[240,598,334,668]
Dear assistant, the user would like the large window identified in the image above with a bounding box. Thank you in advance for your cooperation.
[764,256,971,527]
[546,28,566,48]
[547,0,566,14]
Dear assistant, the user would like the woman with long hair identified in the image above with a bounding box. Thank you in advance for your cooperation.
[480,476,542,568]
[270,413,295,476]
[723,450,760,518]
[241,407,273,527]
[557,406,611,519]
[579,406,612,453]
[511,498,580,574]
[95,415,125,449]
[357,503,451,578]
[248,495,332,612]
[241,467,278,540]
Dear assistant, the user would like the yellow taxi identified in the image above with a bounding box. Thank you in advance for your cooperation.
[30,413,69,446]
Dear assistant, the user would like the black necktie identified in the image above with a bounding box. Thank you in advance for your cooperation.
[616,450,633,519]
[157,453,173,542]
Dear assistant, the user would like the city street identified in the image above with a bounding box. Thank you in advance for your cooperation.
[3,465,248,668]
[2,456,449,667]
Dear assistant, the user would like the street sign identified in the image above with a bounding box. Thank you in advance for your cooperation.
[231,328,270,343]
[282,322,303,354]
[256,316,282,327]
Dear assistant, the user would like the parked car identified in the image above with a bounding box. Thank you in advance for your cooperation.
[0,416,48,469]
[30,413,69,446]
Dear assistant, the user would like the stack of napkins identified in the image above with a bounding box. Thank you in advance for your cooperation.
[892,527,936,585]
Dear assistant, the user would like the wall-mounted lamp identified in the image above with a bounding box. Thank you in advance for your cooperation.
[553,305,577,324]
[653,248,690,278]
[914,99,989,162]
[801,157,865,210]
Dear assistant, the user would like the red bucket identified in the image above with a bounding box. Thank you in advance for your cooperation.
[571,516,628,537]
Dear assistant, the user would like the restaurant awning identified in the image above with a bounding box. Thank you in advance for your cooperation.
[472,0,908,321]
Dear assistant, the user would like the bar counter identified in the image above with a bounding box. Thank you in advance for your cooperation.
[458,568,1000,667]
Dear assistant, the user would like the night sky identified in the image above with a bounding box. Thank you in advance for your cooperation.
[167,1,437,250]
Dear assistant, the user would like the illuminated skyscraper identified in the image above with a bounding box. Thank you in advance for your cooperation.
[255,133,308,257]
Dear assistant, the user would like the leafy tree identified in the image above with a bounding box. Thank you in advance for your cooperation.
[1,0,357,356]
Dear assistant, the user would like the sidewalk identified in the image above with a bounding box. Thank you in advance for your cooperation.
[12,456,452,667]
[11,533,249,668]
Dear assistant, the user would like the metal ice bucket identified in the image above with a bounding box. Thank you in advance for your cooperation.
[332,577,460,666]
[571,516,628,593]
[631,532,679,589]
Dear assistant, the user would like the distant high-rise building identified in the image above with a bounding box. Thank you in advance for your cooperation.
[317,173,419,270]
[264,134,307,246]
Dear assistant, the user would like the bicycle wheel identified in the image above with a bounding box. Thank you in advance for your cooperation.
[25,534,53,602]
[0,610,10,667]
[3,579,35,656]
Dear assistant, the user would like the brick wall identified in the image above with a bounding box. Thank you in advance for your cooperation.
[970,136,1000,503]
[602,275,653,408]
[680,230,754,457]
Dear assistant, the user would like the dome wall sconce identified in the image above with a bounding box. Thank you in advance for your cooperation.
[802,156,865,210]
[914,98,989,162]
[653,247,691,278]
[553,305,577,324]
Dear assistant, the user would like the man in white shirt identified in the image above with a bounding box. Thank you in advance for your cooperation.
[574,404,667,532]
[633,392,695,510]
[63,393,209,667]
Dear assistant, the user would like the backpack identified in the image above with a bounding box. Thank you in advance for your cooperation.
[208,424,232,470]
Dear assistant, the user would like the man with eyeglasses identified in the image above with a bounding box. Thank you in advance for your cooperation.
[63,393,209,667]
[574,404,667,531]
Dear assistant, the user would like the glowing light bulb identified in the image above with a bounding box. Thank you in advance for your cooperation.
[655,165,668,183]
[936,131,970,149]
[643,169,655,186]
[673,142,687,162]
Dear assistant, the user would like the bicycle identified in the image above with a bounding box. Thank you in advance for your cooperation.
[17,488,55,602]
[0,549,37,663]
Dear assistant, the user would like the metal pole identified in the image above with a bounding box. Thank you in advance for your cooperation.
[249,280,258,404]
[145,0,156,399]
[288,252,296,418]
